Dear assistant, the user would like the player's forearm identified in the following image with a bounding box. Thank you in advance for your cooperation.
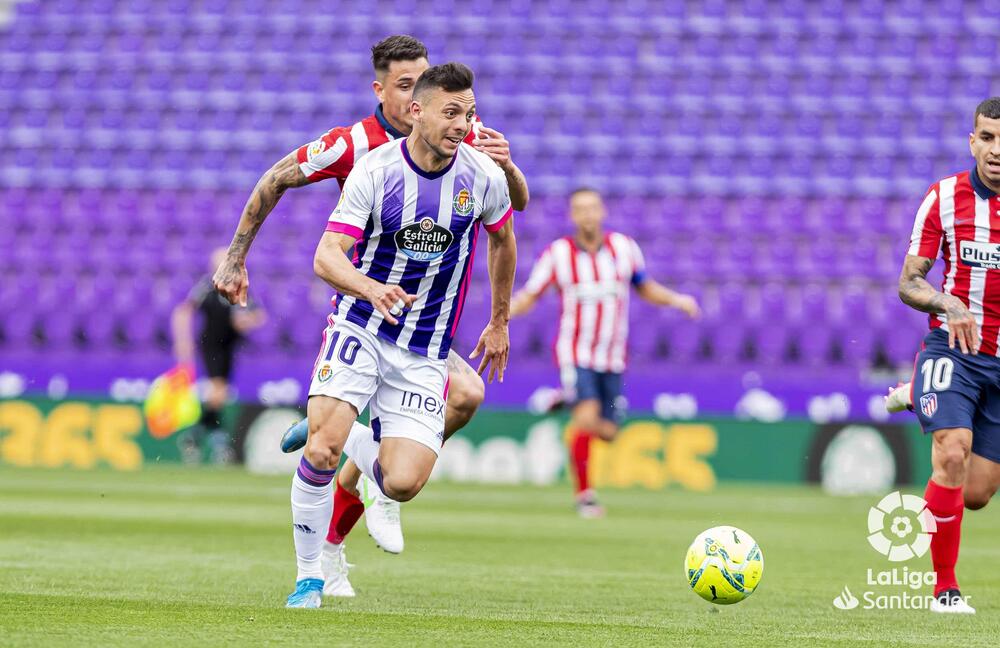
[502,162,530,211]
[226,153,308,262]
[898,255,953,314]
[313,235,379,301]
[509,290,536,317]
[637,280,682,306]
[487,226,517,323]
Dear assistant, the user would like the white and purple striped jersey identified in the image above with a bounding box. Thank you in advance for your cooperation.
[325,139,513,360]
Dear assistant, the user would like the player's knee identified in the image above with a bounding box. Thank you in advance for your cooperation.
[382,471,426,502]
[964,490,992,510]
[937,445,970,477]
[595,425,618,443]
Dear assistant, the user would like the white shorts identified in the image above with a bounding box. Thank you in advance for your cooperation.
[308,318,449,454]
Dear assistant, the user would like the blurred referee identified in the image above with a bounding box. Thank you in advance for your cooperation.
[171,248,266,463]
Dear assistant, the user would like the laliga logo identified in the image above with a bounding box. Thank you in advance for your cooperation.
[866,491,936,561]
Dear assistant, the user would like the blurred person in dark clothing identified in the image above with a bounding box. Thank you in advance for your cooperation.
[172,248,266,463]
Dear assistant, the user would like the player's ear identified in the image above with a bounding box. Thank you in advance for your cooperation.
[372,79,384,102]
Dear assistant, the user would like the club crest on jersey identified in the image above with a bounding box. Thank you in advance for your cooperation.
[453,188,474,215]
[395,217,454,262]
[317,363,333,383]
[920,393,937,418]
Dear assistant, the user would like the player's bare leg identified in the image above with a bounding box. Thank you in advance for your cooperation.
[373,437,438,502]
[569,400,617,518]
[342,425,438,503]
[962,453,1000,510]
[320,350,485,555]
[287,396,357,608]
[926,427,976,614]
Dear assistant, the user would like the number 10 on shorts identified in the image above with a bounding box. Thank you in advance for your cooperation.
[920,357,954,392]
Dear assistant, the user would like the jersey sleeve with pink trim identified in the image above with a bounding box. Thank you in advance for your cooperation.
[481,164,513,233]
[296,126,354,183]
[907,183,944,258]
[628,237,648,286]
[523,244,556,296]
[326,157,374,240]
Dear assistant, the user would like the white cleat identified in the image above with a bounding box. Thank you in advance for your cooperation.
[320,542,355,597]
[930,589,976,614]
[885,382,914,413]
[360,474,404,554]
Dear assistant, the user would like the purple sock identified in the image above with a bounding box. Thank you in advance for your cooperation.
[372,459,386,495]
[296,456,336,487]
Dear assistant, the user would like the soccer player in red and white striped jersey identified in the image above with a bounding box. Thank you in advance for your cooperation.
[212,35,529,597]
[895,97,1000,614]
[510,188,699,517]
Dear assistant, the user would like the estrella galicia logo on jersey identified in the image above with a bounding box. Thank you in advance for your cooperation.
[453,188,475,215]
[920,393,937,418]
[394,217,454,262]
[959,240,1000,269]
[317,364,333,383]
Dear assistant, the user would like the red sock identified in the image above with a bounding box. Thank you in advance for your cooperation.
[571,431,591,495]
[326,480,365,545]
[924,480,964,595]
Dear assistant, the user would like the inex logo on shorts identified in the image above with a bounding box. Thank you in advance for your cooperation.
[394,217,454,262]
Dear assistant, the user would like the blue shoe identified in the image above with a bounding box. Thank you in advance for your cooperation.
[281,418,309,453]
[286,578,323,608]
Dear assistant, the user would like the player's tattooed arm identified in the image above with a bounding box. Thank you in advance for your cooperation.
[898,254,979,354]
[471,220,517,383]
[214,151,310,305]
[503,162,530,211]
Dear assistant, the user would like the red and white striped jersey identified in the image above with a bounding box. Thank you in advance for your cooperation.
[523,232,647,373]
[296,105,481,186]
[908,167,1000,356]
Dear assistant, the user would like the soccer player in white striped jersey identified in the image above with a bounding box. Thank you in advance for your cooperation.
[510,188,700,517]
[286,63,517,607]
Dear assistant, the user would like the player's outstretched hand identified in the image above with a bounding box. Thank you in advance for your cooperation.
[676,294,701,319]
[366,283,418,326]
[473,127,512,169]
[470,320,510,384]
[944,295,980,354]
[214,256,249,307]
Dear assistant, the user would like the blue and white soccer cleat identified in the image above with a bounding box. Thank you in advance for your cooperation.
[285,578,324,608]
[280,418,310,453]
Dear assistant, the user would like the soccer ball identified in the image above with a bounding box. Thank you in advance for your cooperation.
[684,526,764,605]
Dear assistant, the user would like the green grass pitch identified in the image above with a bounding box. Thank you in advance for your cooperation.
[0,466,996,646]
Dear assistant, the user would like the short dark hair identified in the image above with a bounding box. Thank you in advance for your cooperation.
[371,35,428,74]
[570,187,602,200]
[412,62,474,101]
[974,97,1000,128]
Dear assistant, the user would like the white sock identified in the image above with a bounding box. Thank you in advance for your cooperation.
[343,421,383,494]
[291,457,335,581]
